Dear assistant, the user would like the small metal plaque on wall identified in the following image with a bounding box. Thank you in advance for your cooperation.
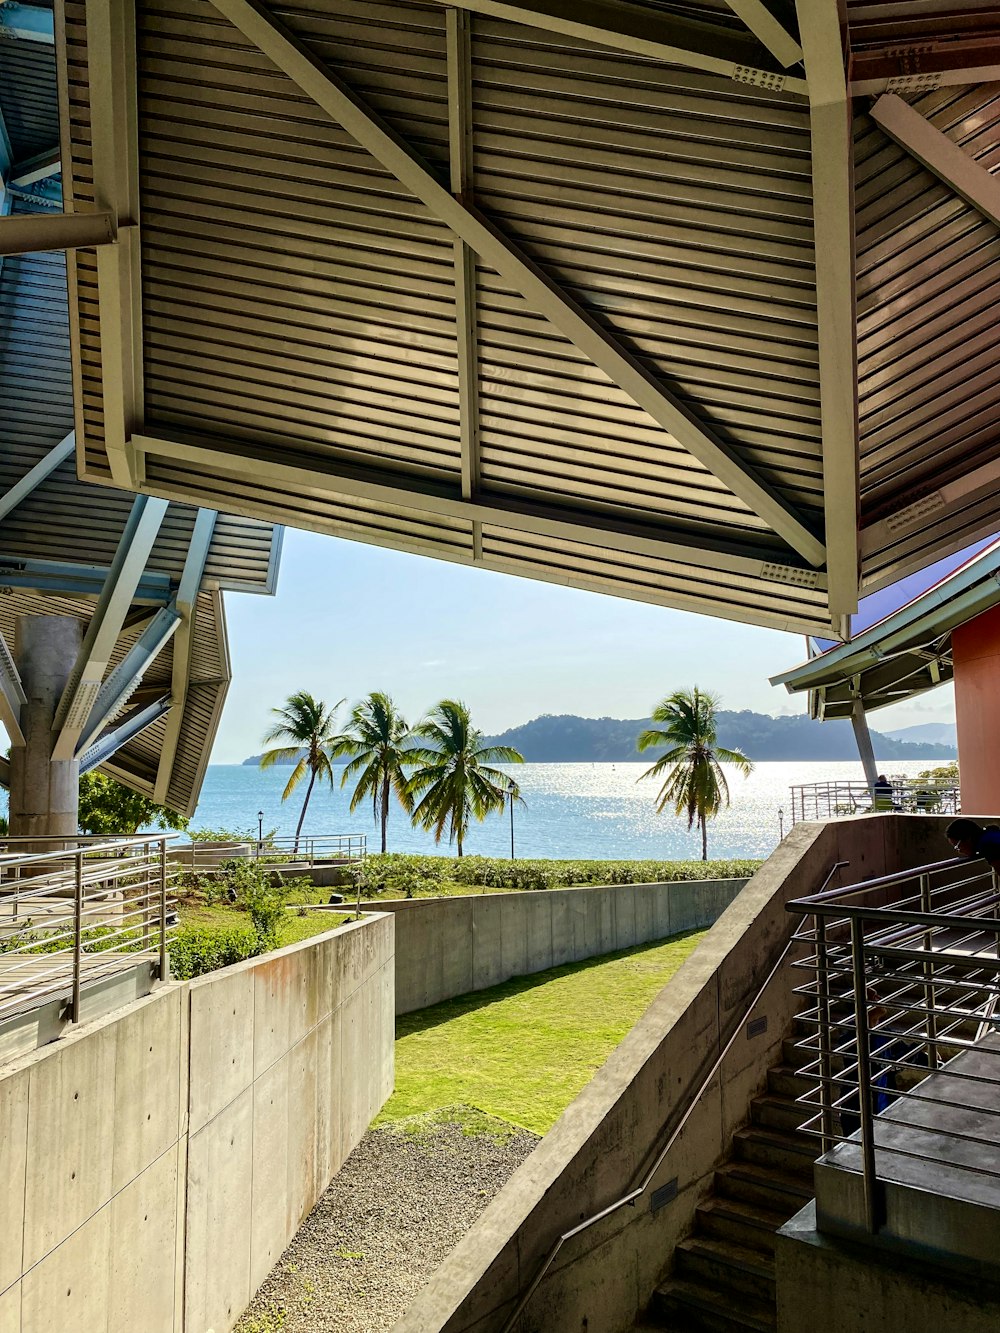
[651,1179,678,1213]
[747,1016,768,1039]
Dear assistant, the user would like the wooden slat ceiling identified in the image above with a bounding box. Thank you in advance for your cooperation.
[56,0,1000,637]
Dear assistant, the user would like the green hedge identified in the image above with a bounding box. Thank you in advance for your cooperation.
[352,853,762,898]
[168,922,262,979]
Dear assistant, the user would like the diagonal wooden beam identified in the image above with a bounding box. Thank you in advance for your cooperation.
[0,433,75,522]
[796,0,859,619]
[208,0,825,567]
[52,495,168,761]
[721,0,802,68]
[871,93,1000,230]
[446,0,805,89]
[153,509,217,803]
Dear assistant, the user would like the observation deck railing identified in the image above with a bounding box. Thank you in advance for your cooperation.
[0,834,175,1024]
[789,778,959,825]
[787,854,1000,1234]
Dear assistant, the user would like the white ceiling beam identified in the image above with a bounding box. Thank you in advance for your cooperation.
[0,210,116,256]
[871,93,1000,230]
[0,432,75,522]
[86,0,145,489]
[53,495,169,761]
[0,631,26,748]
[76,605,181,757]
[446,7,482,563]
[9,146,61,188]
[133,428,827,592]
[446,0,805,90]
[80,697,173,775]
[720,0,802,68]
[153,509,217,803]
[851,38,1000,96]
[796,0,860,621]
[207,0,824,568]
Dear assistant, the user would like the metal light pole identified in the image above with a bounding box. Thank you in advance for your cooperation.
[509,789,515,861]
[778,807,785,841]
[257,809,264,859]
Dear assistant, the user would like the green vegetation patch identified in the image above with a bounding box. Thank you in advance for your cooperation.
[377,931,705,1136]
[379,1103,525,1142]
[352,853,761,900]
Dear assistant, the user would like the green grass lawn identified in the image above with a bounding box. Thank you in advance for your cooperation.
[377,930,705,1136]
[176,902,352,947]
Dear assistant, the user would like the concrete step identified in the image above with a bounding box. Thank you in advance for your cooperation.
[675,1235,775,1304]
[695,1197,788,1256]
[750,1093,811,1136]
[651,1278,776,1333]
[732,1125,817,1179]
[781,1037,814,1070]
[766,1064,811,1100]
[713,1160,813,1216]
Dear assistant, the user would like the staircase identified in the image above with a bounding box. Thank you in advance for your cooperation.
[641,1034,815,1332]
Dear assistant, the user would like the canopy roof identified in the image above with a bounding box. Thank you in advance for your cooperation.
[31,0,1000,637]
[770,537,1000,719]
[0,21,283,815]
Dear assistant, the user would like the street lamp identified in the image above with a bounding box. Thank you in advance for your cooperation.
[257,809,264,857]
[778,807,785,841]
[509,789,515,861]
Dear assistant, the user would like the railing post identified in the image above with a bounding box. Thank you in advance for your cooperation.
[816,916,836,1153]
[920,872,939,1071]
[72,850,84,1023]
[850,916,881,1233]
[158,838,168,981]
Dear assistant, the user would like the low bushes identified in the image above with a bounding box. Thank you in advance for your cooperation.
[350,853,762,898]
[168,921,262,980]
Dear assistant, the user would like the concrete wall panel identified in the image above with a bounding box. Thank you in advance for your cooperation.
[0,1283,19,1333]
[22,1019,116,1270]
[250,1059,291,1295]
[109,1147,180,1333]
[185,1088,254,1333]
[111,988,184,1193]
[0,1069,28,1296]
[188,967,254,1133]
[21,1207,110,1333]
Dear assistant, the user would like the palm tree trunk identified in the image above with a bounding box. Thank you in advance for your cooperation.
[295,768,316,853]
[457,833,463,857]
[380,775,389,854]
[701,815,707,861]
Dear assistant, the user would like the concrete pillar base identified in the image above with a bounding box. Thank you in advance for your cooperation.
[8,614,83,841]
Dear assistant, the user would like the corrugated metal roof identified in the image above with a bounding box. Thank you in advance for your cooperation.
[0,36,60,160]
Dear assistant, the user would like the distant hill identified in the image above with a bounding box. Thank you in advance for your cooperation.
[883,722,957,749]
[242,710,957,765]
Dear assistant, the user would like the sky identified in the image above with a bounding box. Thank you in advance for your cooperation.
[214,527,957,763]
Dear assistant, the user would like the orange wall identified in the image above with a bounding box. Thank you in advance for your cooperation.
[953,603,1000,816]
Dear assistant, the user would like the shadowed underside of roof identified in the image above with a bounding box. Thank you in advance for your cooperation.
[43,0,1000,639]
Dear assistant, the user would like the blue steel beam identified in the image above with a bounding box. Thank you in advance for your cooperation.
[0,558,174,603]
[0,3,55,42]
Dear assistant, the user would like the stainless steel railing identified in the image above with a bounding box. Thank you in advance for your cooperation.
[787,855,1000,1233]
[0,834,176,1024]
[176,831,367,872]
[789,779,959,825]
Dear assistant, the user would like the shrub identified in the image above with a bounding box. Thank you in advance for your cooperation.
[168,922,261,979]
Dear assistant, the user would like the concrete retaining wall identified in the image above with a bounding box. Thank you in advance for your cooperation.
[0,912,394,1333]
[376,879,748,1014]
[395,816,954,1333]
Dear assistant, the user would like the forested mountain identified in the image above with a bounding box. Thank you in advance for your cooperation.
[480,712,957,763]
[243,710,956,764]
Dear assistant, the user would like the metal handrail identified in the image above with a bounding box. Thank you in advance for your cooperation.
[496,859,850,1333]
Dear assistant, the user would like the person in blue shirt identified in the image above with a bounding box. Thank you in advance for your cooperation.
[945,818,1000,870]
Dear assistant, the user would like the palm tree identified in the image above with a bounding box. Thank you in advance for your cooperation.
[408,699,524,856]
[637,687,752,861]
[259,691,344,851]
[334,691,417,854]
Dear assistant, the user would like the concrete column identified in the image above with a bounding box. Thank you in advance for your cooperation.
[8,614,83,838]
[953,603,1000,817]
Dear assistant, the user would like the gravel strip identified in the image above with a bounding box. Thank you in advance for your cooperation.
[236,1110,540,1333]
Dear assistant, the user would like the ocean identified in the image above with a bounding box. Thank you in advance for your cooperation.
[185,759,943,861]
